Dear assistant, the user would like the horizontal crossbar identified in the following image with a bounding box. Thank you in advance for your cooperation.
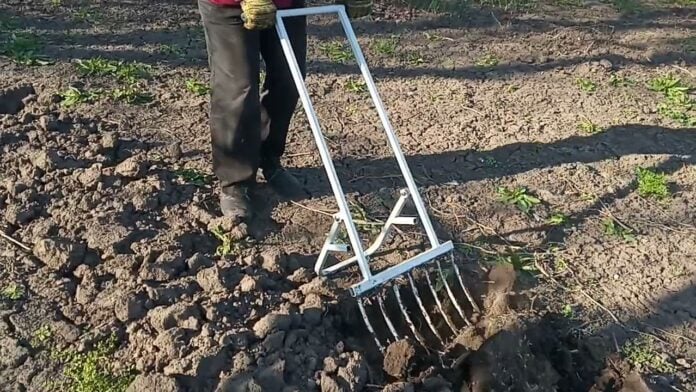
[276,5,344,18]
[349,241,454,296]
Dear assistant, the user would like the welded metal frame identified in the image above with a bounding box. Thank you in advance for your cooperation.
[275,5,453,297]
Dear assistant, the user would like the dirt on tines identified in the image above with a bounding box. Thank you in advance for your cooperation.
[1,0,695,391]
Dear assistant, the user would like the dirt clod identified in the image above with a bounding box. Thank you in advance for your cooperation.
[0,337,29,369]
[126,373,182,392]
[252,312,292,339]
[33,238,86,272]
[383,339,417,378]
[239,275,258,293]
[148,302,202,332]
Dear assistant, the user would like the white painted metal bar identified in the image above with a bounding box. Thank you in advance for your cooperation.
[334,9,441,249]
[351,241,453,296]
[275,13,372,282]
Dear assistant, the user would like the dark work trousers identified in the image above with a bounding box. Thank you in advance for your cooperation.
[197,0,307,188]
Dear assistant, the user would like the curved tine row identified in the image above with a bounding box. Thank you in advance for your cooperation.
[449,255,481,313]
[436,259,472,326]
[357,297,384,352]
[377,293,400,341]
[407,272,444,346]
[424,270,459,334]
[392,285,429,348]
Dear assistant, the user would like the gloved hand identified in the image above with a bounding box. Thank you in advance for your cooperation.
[337,0,373,19]
[240,0,277,30]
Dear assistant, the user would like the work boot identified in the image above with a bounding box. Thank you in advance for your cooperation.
[219,184,252,220]
[263,164,309,201]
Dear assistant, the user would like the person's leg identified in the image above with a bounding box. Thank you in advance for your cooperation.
[257,7,308,199]
[198,0,262,217]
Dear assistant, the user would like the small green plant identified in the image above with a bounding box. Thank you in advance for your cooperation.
[76,58,150,83]
[475,54,499,68]
[578,119,602,134]
[487,252,538,274]
[576,78,597,93]
[372,37,398,56]
[609,74,634,87]
[31,325,53,347]
[1,282,25,300]
[402,51,426,66]
[61,87,102,107]
[345,78,367,93]
[622,337,676,373]
[561,304,574,318]
[648,74,695,125]
[158,43,185,57]
[496,186,541,214]
[0,16,19,32]
[319,41,353,63]
[1,33,51,65]
[554,257,568,273]
[636,167,670,200]
[52,334,134,392]
[50,0,62,7]
[211,227,247,257]
[350,201,382,236]
[76,58,119,76]
[110,84,152,105]
[547,212,569,226]
[602,217,636,242]
[175,168,211,186]
[186,79,210,96]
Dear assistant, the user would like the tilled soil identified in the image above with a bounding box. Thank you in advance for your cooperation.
[1,0,695,391]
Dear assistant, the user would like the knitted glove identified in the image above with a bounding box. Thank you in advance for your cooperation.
[337,0,373,18]
[240,0,277,30]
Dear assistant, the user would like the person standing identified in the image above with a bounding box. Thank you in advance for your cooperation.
[197,0,372,220]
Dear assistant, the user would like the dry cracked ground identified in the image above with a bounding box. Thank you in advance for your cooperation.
[1,0,695,391]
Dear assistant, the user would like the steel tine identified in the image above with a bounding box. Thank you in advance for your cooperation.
[407,272,445,346]
[424,270,458,334]
[436,259,471,326]
[357,297,384,352]
[377,292,400,341]
[392,285,428,348]
[449,255,481,313]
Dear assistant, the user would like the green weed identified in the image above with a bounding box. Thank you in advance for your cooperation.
[648,74,695,125]
[602,217,636,242]
[50,0,62,7]
[402,51,426,65]
[211,227,247,257]
[319,41,353,63]
[636,167,670,200]
[475,54,499,68]
[372,37,398,56]
[158,43,186,57]
[52,334,134,392]
[185,79,210,96]
[496,186,541,214]
[61,87,102,107]
[561,304,574,318]
[622,337,676,373]
[578,119,602,134]
[554,257,568,273]
[609,74,634,87]
[110,84,152,105]
[31,325,53,347]
[0,16,19,32]
[1,33,51,65]
[175,168,211,186]
[345,78,367,93]
[487,252,538,274]
[76,58,150,83]
[576,78,597,93]
[547,212,569,226]
[1,282,25,300]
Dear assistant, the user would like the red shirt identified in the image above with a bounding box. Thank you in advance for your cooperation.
[208,0,294,8]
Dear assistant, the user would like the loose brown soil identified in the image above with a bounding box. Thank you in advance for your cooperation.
[1,0,695,391]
